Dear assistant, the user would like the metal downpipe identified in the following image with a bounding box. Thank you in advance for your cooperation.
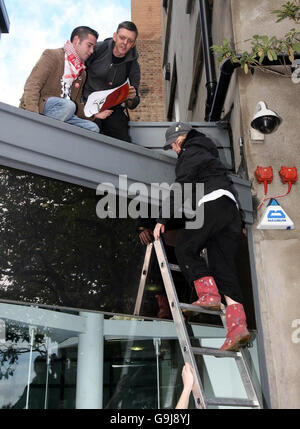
[198,0,217,121]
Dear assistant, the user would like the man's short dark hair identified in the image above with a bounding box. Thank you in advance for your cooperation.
[70,26,99,42]
[117,21,138,38]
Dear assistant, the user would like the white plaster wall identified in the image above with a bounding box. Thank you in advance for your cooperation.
[231,0,300,408]
[161,0,300,408]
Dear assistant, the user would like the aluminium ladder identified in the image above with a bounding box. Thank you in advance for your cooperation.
[134,237,262,409]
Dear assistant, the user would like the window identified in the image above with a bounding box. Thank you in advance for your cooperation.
[0,166,145,315]
[188,15,204,110]
[172,87,180,122]
[186,0,193,14]
[167,58,178,121]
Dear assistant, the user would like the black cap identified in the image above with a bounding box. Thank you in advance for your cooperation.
[163,122,192,150]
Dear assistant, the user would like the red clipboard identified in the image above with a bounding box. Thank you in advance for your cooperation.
[99,81,129,112]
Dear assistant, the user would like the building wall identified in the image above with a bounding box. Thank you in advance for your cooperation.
[231,0,300,409]
[161,0,300,408]
[161,0,199,121]
[193,0,244,172]
[130,0,165,121]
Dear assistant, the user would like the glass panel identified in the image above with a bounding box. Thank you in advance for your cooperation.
[103,338,188,409]
[0,321,32,409]
[46,340,78,409]
[0,320,78,409]
[0,164,254,327]
[0,305,262,409]
[0,166,144,315]
[1,319,188,409]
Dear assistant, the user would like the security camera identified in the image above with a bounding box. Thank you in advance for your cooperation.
[251,101,281,134]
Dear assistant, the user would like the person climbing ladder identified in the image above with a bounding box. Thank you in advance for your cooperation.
[153,122,250,351]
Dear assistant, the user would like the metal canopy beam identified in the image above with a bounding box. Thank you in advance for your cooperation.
[0,302,226,341]
[0,302,86,338]
[0,102,253,223]
[0,102,176,191]
[103,318,225,339]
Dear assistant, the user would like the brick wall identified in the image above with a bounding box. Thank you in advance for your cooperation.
[131,0,162,39]
[130,0,165,121]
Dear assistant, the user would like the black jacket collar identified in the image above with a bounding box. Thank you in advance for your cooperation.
[179,129,204,153]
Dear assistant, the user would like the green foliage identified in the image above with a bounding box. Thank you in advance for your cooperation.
[0,322,45,381]
[212,1,300,75]
[272,1,300,23]
[0,167,144,314]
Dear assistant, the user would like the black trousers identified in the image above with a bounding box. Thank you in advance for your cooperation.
[175,196,243,303]
[95,106,131,142]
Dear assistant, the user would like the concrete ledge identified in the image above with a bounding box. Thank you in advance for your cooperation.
[0,102,176,191]
[0,102,253,223]
[0,301,225,341]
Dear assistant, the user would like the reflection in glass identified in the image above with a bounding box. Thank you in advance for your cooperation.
[0,166,144,314]
[103,338,187,409]
[0,321,77,409]
[1,319,189,409]
[0,308,261,409]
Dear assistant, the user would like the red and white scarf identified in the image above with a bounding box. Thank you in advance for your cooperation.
[61,40,86,98]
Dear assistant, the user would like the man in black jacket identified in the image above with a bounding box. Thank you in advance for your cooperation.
[153,122,250,352]
[83,21,140,142]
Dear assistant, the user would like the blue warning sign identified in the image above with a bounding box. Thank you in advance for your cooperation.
[257,199,294,230]
[267,210,286,220]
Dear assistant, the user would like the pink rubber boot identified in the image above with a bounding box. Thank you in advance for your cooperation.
[220,303,251,351]
[192,276,221,311]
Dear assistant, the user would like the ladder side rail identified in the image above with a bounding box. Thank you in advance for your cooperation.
[151,237,262,409]
[133,243,153,316]
[218,297,261,408]
[154,238,207,409]
[218,300,261,408]
[235,349,262,408]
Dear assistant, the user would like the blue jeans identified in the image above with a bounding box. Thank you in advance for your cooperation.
[43,97,99,133]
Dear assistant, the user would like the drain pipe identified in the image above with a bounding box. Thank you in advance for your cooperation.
[208,54,300,122]
[198,0,217,121]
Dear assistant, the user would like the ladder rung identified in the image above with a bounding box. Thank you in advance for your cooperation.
[191,346,238,358]
[147,239,262,409]
[207,397,259,408]
[180,302,223,316]
[168,263,181,272]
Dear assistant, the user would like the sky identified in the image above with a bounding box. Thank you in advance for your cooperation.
[0,0,131,107]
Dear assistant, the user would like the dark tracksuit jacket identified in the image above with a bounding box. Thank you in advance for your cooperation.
[158,129,243,303]
[83,38,140,141]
